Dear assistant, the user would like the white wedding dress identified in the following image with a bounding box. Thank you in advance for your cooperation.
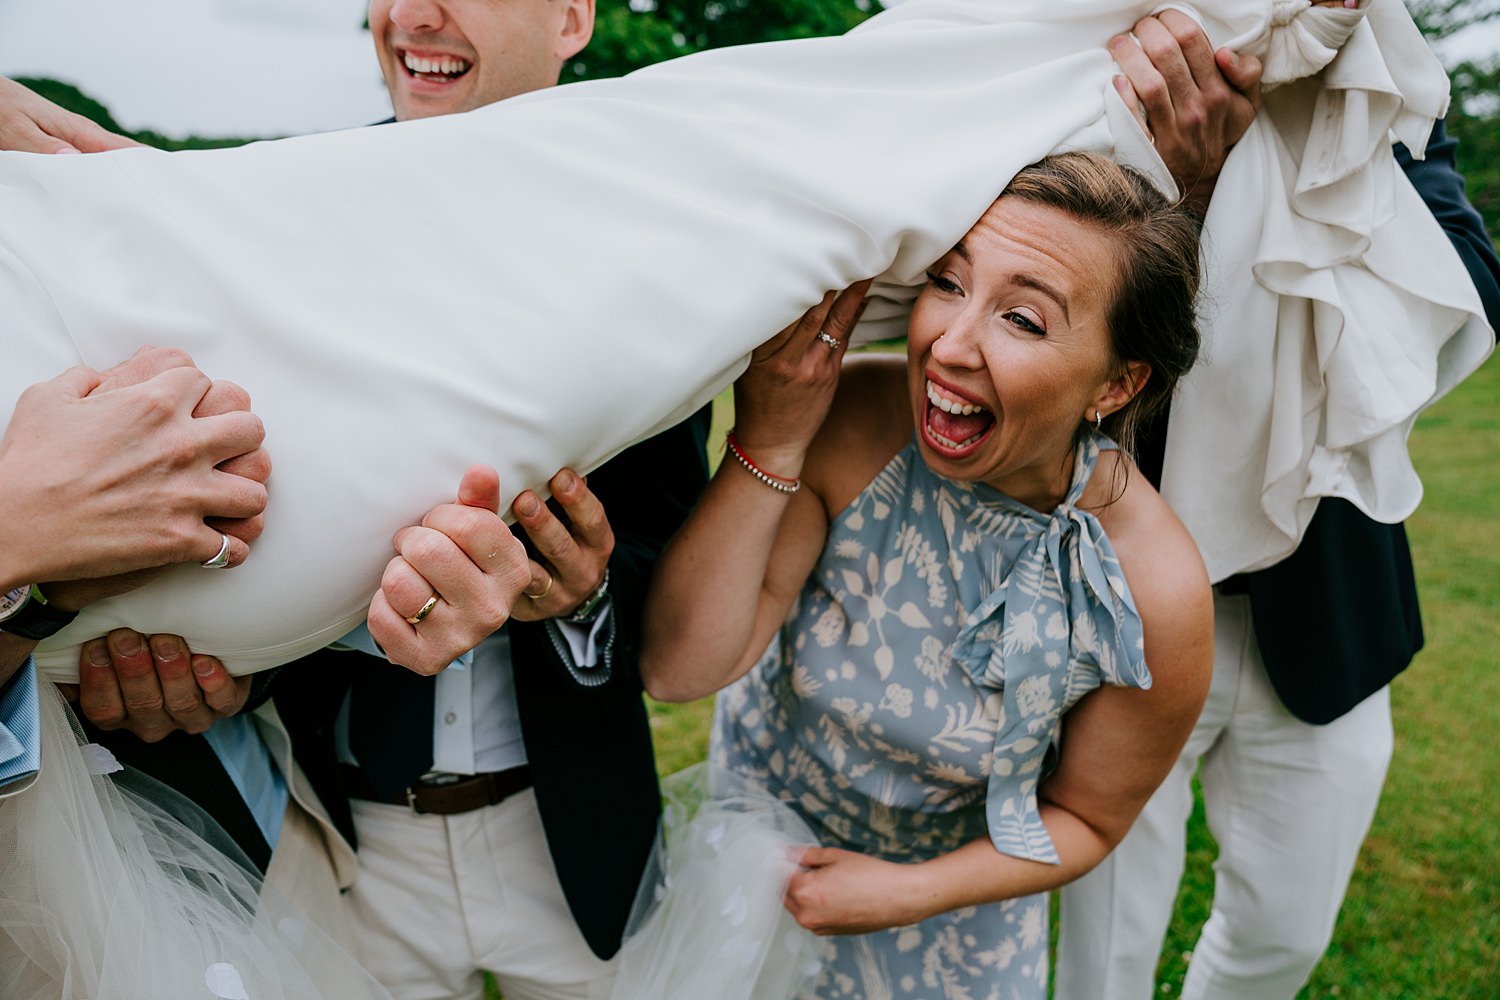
[0,2,1492,997]
[1,0,1485,682]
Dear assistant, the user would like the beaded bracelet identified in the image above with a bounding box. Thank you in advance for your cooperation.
[725,431,801,494]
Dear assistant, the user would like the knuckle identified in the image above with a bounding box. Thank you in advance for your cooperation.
[403,529,452,568]
[151,346,195,369]
[1134,75,1167,104]
[122,693,166,715]
[480,594,515,628]
[1167,19,1201,48]
[165,693,203,715]
[1141,35,1177,64]
[158,426,202,468]
[380,558,416,595]
[86,705,127,727]
[211,379,251,412]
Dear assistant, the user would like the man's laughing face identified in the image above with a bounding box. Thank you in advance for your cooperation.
[369,0,593,120]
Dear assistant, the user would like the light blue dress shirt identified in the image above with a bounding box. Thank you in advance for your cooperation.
[0,657,40,792]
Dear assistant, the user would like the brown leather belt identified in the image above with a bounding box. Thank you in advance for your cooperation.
[342,765,532,816]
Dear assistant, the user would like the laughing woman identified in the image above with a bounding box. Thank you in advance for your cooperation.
[641,152,1213,999]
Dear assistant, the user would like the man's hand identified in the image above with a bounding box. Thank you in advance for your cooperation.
[368,465,532,675]
[0,76,140,154]
[508,468,615,622]
[67,630,248,742]
[1109,10,1263,216]
[0,347,270,594]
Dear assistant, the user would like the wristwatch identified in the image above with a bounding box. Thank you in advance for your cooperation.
[564,570,611,624]
[0,584,79,641]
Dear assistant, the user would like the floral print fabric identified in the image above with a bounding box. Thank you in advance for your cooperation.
[712,429,1149,999]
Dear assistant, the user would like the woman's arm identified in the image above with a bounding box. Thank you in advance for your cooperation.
[641,284,870,703]
[783,492,1213,933]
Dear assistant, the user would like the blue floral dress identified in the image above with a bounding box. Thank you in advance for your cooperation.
[711,429,1150,1000]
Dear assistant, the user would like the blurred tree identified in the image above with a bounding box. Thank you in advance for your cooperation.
[12,77,252,149]
[567,0,876,81]
[1407,1,1500,244]
[1444,59,1500,243]
[1408,0,1500,39]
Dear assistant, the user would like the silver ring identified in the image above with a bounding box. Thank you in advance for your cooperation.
[405,594,439,625]
[816,330,841,350]
[199,533,232,570]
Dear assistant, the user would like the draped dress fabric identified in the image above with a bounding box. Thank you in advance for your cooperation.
[703,430,1149,999]
[0,0,1482,681]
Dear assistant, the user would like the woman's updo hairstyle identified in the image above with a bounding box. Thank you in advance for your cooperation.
[1002,152,1201,458]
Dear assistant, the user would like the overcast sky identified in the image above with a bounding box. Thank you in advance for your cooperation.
[0,0,390,138]
[0,1,1495,140]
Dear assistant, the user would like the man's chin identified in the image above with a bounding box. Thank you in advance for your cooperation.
[391,80,479,121]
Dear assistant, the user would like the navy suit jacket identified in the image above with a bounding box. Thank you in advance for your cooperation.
[1141,120,1499,724]
[272,406,712,961]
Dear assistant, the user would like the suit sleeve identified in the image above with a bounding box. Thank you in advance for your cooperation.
[1397,118,1500,335]
[520,405,713,694]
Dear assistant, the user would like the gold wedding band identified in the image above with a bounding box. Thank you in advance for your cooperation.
[524,571,554,601]
[405,594,439,624]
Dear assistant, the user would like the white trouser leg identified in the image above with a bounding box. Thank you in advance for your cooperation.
[345,789,617,1000]
[1182,595,1393,1000]
[1055,592,1239,1000]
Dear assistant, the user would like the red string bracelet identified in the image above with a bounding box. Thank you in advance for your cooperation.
[725,431,801,494]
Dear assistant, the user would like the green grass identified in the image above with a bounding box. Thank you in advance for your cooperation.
[636,357,1500,998]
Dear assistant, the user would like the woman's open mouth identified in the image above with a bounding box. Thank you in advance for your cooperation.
[923,379,995,457]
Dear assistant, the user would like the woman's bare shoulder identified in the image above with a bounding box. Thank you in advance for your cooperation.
[805,352,911,512]
[1089,454,1212,669]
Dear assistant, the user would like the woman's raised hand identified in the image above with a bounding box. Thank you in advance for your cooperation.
[732,280,871,477]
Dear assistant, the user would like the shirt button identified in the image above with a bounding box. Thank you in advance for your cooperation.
[443,712,458,725]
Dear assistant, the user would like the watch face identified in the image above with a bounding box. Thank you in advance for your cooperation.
[0,586,30,623]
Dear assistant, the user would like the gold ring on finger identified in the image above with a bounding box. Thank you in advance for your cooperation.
[405,594,439,624]
[524,571,554,601]
[816,330,841,350]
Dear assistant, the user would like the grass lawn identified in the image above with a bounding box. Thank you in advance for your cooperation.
[636,357,1499,997]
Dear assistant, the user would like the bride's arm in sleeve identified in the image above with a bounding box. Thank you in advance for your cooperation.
[782,477,1214,934]
[641,283,870,703]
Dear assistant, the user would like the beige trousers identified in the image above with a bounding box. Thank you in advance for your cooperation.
[345,788,617,1000]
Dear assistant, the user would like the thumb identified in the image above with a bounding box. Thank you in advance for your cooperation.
[52,113,141,154]
[456,464,502,514]
[71,129,141,153]
[1216,48,1263,99]
[48,364,104,400]
[794,845,837,869]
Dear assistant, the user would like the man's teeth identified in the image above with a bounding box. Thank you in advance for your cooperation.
[404,54,471,76]
[926,381,988,416]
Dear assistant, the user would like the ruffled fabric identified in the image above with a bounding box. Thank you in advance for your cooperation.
[948,433,1149,865]
[1160,0,1492,579]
